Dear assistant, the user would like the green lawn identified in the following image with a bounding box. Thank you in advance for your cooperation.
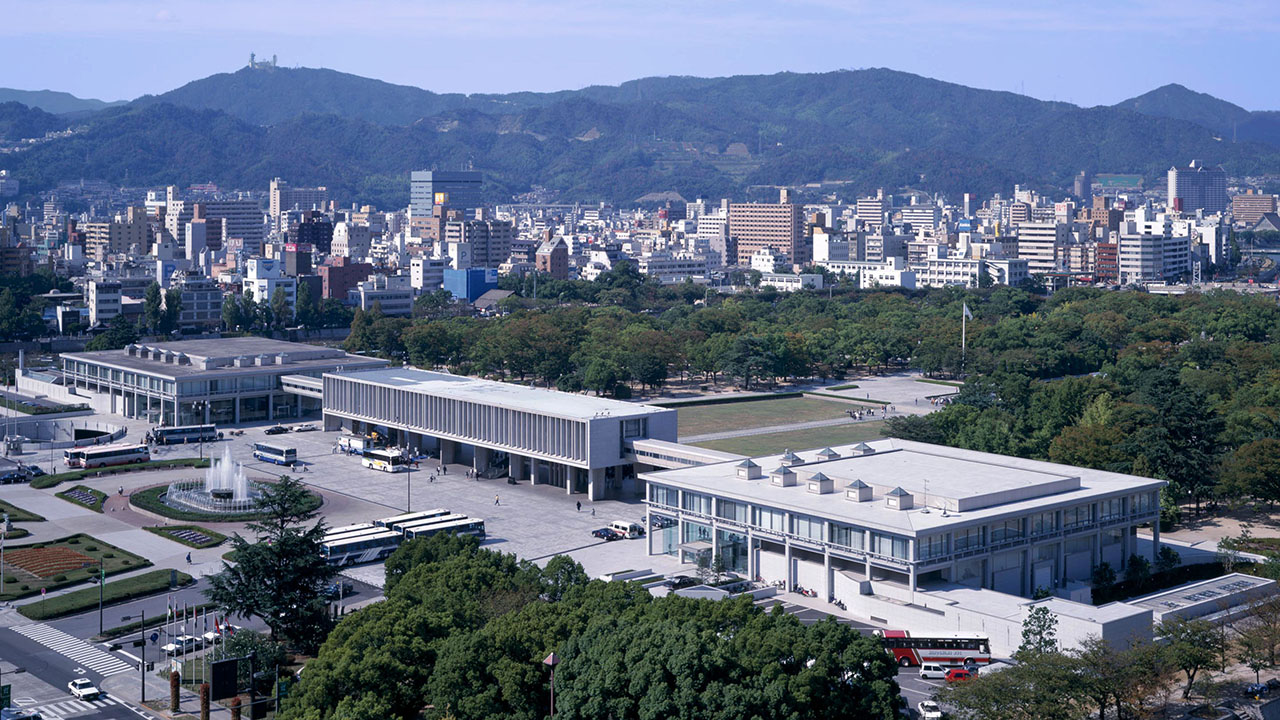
[678,397,858,437]
[0,533,152,602]
[31,457,211,489]
[19,569,194,621]
[0,499,45,523]
[690,421,887,456]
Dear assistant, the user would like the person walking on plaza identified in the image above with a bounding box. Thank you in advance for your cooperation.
[576,501,581,512]
[494,494,500,506]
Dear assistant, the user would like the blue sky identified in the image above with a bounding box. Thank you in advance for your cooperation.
[4,0,1276,109]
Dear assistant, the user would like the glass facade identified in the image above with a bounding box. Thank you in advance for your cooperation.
[716,528,748,573]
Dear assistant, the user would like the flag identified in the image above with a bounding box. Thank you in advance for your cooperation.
[962,303,973,320]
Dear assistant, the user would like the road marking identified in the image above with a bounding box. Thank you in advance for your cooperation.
[19,697,118,719]
[11,623,133,676]
[116,649,141,663]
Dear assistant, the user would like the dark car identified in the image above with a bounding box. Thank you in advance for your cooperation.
[264,425,290,435]
[591,528,621,541]
[0,469,26,485]
[666,575,698,590]
[26,465,46,477]
[326,581,355,598]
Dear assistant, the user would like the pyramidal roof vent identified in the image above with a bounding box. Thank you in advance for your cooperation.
[770,465,797,487]
[736,459,762,480]
[816,447,840,460]
[845,479,872,502]
[779,450,804,467]
[885,486,914,511]
[806,472,835,495]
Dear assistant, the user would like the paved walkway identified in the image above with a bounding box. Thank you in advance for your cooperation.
[681,414,884,443]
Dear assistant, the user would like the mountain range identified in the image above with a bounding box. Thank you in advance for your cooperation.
[1,66,1277,208]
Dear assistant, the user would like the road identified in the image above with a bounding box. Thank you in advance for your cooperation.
[0,626,149,720]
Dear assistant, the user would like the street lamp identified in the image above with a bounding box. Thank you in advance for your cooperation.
[121,611,147,704]
[543,652,560,719]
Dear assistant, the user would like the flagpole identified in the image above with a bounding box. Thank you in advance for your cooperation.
[961,305,967,369]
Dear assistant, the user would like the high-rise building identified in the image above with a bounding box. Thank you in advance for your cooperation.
[410,171,483,216]
[269,178,328,226]
[856,193,888,229]
[729,190,808,266]
[1015,222,1070,275]
[292,214,334,254]
[1168,160,1228,214]
[1073,170,1092,199]
[82,207,150,261]
[1119,217,1189,284]
[203,200,265,256]
[443,217,515,268]
[242,258,297,317]
[1231,191,1278,225]
[318,257,374,300]
[87,279,122,326]
[168,271,224,329]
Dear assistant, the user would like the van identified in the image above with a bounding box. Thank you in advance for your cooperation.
[608,520,646,539]
[919,663,948,680]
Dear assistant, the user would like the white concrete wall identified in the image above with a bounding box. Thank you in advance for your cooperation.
[758,550,787,584]
[794,557,825,592]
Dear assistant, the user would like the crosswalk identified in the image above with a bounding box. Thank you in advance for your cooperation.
[19,697,119,719]
[11,623,134,677]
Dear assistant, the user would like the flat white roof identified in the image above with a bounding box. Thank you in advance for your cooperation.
[642,438,1165,536]
[329,367,674,422]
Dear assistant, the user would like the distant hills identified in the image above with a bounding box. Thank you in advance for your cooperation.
[0,88,124,116]
[1,66,1278,207]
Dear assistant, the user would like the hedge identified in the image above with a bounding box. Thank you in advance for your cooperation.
[0,499,45,523]
[19,569,194,621]
[31,457,211,489]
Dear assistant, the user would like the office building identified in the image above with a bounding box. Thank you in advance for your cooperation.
[410,171,483,217]
[331,222,372,259]
[87,279,122,326]
[269,178,329,225]
[410,255,448,292]
[318,257,374,300]
[319,367,676,499]
[443,267,498,303]
[856,194,888,229]
[1015,222,1070,275]
[82,208,150,261]
[58,338,385,425]
[168,271,224,330]
[1232,191,1277,225]
[1168,160,1228,214]
[443,217,515,268]
[242,258,297,318]
[759,273,822,292]
[901,204,941,233]
[729,193,808,266]
[293,214,334,254]
[535,237,570,280]
[353,274,414,316]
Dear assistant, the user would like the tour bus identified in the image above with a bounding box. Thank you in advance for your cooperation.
[320,529,404,566]
[403,517,486,541]
[374,509,450,529]
[252,443,297,466]
[64,443,151,469]
[395,513,467,535]
[362,448,408,473]
[322,524,379,543]
[876,630,992,667]
[152,425,221,445]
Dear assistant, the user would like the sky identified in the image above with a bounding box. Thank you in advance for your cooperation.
[3,0,1277,110]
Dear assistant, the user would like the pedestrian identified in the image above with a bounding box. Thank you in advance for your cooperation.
[591,507,596,517]
[576,501,581,512]
[429,474,435,483]
[494,494,500,506]
[186,552,192,564]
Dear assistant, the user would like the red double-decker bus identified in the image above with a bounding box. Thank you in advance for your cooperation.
[876,630,992,667]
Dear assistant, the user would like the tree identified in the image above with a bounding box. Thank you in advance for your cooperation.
[160,288,183,335]
[541,555,589,602]
[295,280,317,328]
[221,294,245,331]
[85,313,139,351]
[1017,605,1058,658]
[271,286,291,327]
[1123,554,1151,587]
[1090,562,1116,602]
[144,281,163,333]
[939,649,1088,720]
[1156,616,1226,699]
[1218,438,1280,506]
[1237,631,1270,684]
[1155,546,1181,575]
[222,630,287,692]
[205,476,334,651]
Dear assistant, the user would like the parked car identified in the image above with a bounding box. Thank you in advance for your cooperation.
[68,678,101,701]
[919,663,948,680]
[666,575,699,590]
[202,630,223,646]
[944,668,973,683]
[608,520,645,539]
[25,465,45,477]
[293,423,317,432]
[0,469,26,484]
[326,580,355,598]
[916,700,944,720]
[591,528,621,541]
[1,709,43,720]
[264,425,290,435]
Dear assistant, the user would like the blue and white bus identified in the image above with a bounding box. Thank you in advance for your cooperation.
[374,509,450,529]
[404,517,486,541]
[252,443,297,466]
[152,425,221,445]
[396,514,466,535]
[320,529,404,566]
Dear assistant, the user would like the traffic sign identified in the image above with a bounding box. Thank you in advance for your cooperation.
[1,683,11,709]
[151,632,159,643]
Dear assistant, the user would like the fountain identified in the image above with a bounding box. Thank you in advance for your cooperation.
[164,444,264,514]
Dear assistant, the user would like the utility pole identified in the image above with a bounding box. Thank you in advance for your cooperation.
[97,560,104,635]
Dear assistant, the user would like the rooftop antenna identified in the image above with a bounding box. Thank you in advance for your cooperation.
[920,478,931,513]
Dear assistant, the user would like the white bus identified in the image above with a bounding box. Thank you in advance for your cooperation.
[322,523,379,543]
[395,514,467,535]
[64,444,151,469]
[374,509,450,529]
[404,517,486,541]
[152,425,221,445]
[321,529,404,566]
[362,449,408,473]
[323,526,392,546]
[252,443,297,466]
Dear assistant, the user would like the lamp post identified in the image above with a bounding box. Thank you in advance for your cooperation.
[543,652,560,719]
[121,611,146,704]
[193,401,207,460]
[96,560,104,635]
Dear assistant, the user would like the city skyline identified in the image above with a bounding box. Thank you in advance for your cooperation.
[3,0,1278,111]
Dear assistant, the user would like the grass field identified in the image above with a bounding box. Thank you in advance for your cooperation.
[690,421,887,456]
[0,533,151,602]
[0,499,45,523]
[19,569,194,621]
[678,397,857,437]
[31,457,211,489]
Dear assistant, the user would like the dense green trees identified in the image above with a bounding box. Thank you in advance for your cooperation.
[282,534,902,720]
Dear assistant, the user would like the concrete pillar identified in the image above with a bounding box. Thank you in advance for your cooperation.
[1057,541,1066,588]
[823,549,832,601]
[646,506,654,557]
[909,564,918,593]
[474,446,492,474]
[508,454,523,481]
[267,393,274,421]
[203,402,211,424]
[234,397,241,424]
[747,532,757,581]
[784,539,793,590]
[588,467,605,502]
[1151,522,1161,562]
[440,439,457,465]
[566,465,574,496]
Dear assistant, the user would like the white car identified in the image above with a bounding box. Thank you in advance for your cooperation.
[67,678,100,701]
[917,700,944,720]
[161,634,201,655]
[292,423,317,432]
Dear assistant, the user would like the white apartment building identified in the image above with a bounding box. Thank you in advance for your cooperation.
[636,252,710,283]
[750,247,790,274]
[759,273,823,292]
[915,256,1029,289]
[242,258,297,318]
[813,228,858,262]
[1015,222,1070,275]
[901,204,942,233]
[410,256,448,292]
[331,222,372,259]
[87,279,122,326]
